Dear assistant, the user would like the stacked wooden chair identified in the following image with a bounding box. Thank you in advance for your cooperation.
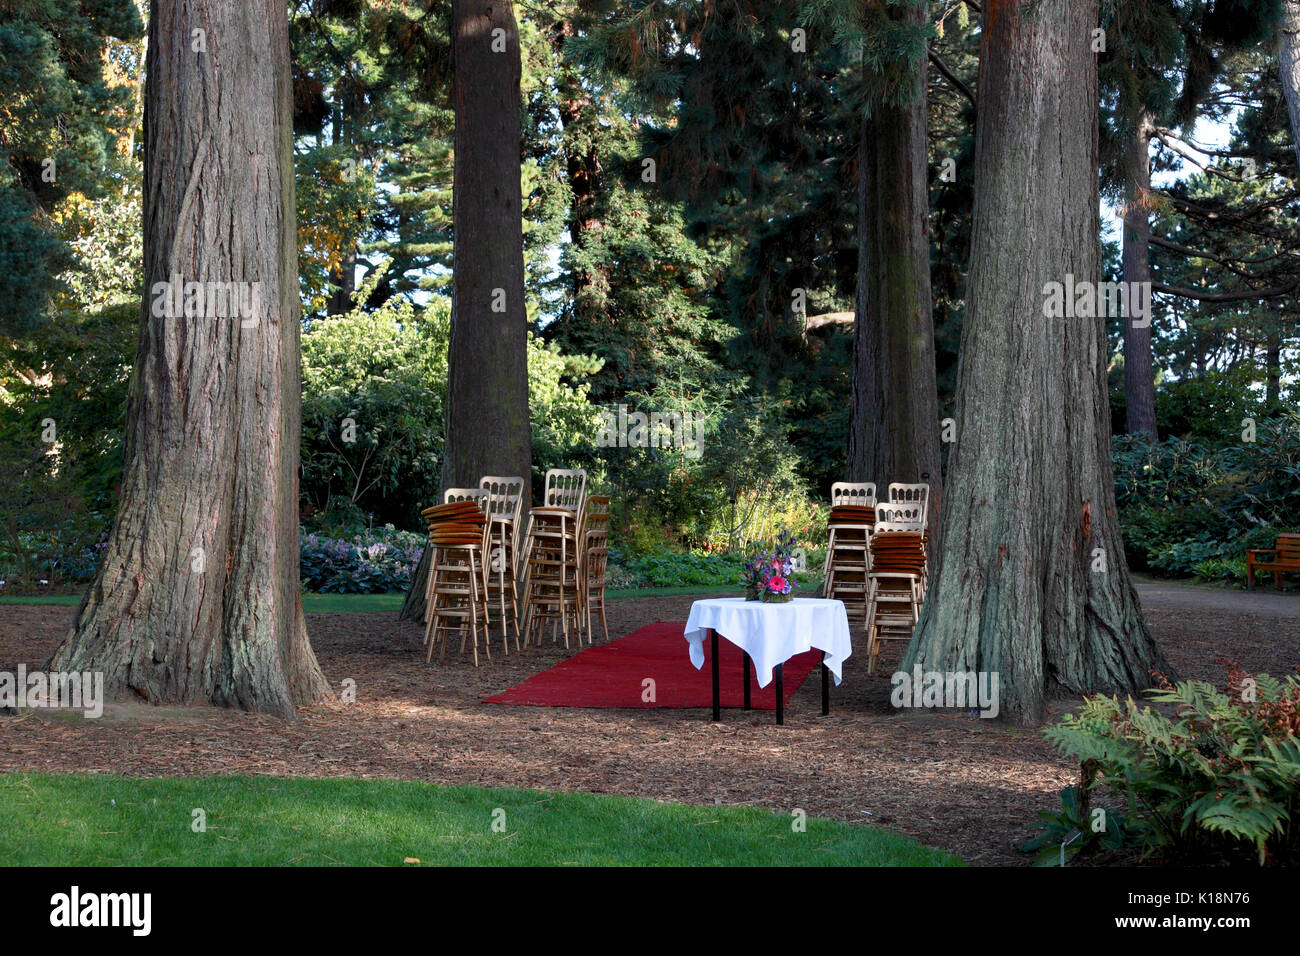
[578,495,611,644]
[479,475,526,654]
[421,489,492,666]
[821,482,877,627]
[520,468,587,648]
[886,482,931,597]
[864,501,927,675]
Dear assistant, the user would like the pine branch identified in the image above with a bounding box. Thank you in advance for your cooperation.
[928,48,975,107]
[1152,277,1300,302]
[1149,235,1299,280]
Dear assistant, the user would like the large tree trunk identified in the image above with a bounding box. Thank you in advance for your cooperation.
[848,0,942,534]
[1121,111,1158,441]
[49,0,329,717]
[407,0,532,621]
[327,244,357,315]
[903,0,1168,726]
[1265,331,1282,406]
[1281,1,1300,174]
[326,87,359,316]
[553,18,604,314]
[441,0,532,490]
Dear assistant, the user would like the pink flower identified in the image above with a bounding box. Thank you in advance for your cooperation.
[767,576,787,592]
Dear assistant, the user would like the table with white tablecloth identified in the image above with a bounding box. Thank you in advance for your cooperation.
[682,597,853,724]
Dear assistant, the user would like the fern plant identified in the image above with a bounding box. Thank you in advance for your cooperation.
[1019,783,1147,866]
[1038,664,1300,865]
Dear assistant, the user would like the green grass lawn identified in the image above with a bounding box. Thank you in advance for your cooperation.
[0,773,961,867]
[0,586,763,612]
[0,592,407,613]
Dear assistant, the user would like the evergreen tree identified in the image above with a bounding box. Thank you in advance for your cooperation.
[1100,0,1283,440]
[0,0,142,332]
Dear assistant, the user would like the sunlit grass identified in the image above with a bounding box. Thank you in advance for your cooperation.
[0,586,777,611]
[0,773,962,867]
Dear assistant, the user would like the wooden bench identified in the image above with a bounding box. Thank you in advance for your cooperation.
[1247,533,1300,590]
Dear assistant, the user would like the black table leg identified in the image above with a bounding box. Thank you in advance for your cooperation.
[710,628,720,722]
[775,662,784,726]
[822,651,830,716]
[742,652,751,710]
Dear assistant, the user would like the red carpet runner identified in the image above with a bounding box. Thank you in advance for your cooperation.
[484,621,821,710]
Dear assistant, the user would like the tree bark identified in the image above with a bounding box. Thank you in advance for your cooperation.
[1121,111,1159,441]
[848,0,942,534]
[49,0,330,717]
[1266,331,1282,406]
[441,0,532,491]
[903,0,1168,725]
[1280,1,1300,174]
[553,19,604,314]
[327,243,357,315]
[408,0,533,621]
[326,86,359,316]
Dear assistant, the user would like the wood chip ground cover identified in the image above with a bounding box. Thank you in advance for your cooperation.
[1,583,1296,866]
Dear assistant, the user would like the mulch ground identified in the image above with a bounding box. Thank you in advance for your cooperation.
[1,584,1297,866]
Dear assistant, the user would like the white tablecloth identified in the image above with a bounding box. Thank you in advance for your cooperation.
[683,597,853,689]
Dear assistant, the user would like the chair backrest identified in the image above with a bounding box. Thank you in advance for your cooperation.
[874,519,925,535]
[585,535,609,588]
[831,482,877,507]
[444,487,489,508]
[875,502,924,527]
[582,495,610,538]
[1277,534,1300,562]
[543,468,587,512]
[887,483,929,525]
[479,475,526,524]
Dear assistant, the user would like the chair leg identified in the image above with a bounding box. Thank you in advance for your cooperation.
[508,572,521,654]
[469,552,482,667]
[496,561,509,657]
[422,546,437,635]
[423,547,440,659]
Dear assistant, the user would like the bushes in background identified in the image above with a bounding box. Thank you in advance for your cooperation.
[1112,415,1300,580]
[607,545,825,591]
[299,526,425,594]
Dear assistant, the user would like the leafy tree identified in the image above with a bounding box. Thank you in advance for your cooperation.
[0,0,142,332]
[1100,0,1284,439]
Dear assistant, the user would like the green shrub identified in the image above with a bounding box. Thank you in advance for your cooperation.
[1189,557,1247,585]
[1112,416,1300,576]
[300,269,600,527]
[1036,666,1300,865]
[299,526,425,594]
[607,545,824,591]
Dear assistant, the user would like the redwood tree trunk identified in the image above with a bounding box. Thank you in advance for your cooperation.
[49,0,329,717]
[409,0,532,621]
[1266,332,1282,406]
[848,0,941,534]
[903,0,1168,725]
[1281,1,1300,174]
[441,0,532,490]
[553,18,604,314]
[1122,111,1158,441]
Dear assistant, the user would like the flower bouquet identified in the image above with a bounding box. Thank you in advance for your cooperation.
[742,529,798,603]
